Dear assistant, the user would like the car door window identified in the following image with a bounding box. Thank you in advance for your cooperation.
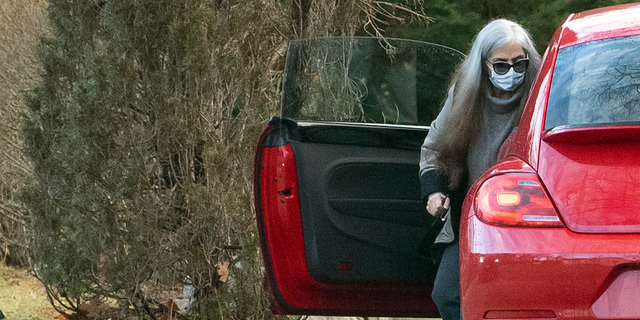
[281,37,464,126]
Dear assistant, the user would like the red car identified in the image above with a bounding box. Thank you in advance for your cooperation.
[254,3,640,319]
[460,3,640,320]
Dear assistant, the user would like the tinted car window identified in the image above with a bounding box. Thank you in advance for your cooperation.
[546,35,640,130]
[281,37,464,126]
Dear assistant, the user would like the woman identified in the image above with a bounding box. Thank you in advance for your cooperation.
[420,19,541,319]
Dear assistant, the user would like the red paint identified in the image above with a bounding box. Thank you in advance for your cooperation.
[538,141,640,233]
[460,215,640,319]
[338,262,353,271]
[542,125,640,144]
[258,144,309,311]
[484,310,556,319]
[592,270,640,318]
[558,3,640,48]
[507,20,562,169]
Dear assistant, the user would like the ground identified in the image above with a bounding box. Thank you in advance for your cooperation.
[0,262,440,320]
[0,262,60,320]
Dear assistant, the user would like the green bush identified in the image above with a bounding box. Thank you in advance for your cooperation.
[21,0,430,318]
[0,0,48,268]
[22,0,287,317]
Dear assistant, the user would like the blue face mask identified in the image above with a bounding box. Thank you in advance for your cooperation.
[489,67,525,92]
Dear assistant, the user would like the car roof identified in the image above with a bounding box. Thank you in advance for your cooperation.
[558,3,640,48]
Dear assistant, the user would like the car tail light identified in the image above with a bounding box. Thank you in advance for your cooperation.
[475,173,564,227]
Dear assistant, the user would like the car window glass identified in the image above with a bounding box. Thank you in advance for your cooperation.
[546,35,640,130]
[281,37,464,126]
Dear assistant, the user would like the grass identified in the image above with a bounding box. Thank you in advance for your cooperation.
[0,261,60,320]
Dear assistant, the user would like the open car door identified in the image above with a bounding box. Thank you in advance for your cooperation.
[254,37,464,317]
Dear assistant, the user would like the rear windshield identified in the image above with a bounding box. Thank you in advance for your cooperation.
[545,35,640,130]
[281,37,464,126]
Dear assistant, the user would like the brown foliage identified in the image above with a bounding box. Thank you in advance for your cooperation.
[0,0,48,266]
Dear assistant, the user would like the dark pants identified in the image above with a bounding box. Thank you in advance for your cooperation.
[431,241,461,320]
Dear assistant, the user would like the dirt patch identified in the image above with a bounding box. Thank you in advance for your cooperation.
[0,262,61,320]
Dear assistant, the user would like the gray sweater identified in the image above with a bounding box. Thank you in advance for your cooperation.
[419,84,523,197]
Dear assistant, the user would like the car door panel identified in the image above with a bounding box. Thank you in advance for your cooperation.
[292,138,433,283]
[255,117,439,316]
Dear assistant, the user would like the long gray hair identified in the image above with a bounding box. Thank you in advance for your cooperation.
[436,19,541,189]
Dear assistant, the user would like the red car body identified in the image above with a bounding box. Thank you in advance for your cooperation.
[460,3,640,319]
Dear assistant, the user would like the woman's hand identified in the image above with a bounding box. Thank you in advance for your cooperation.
[427,192,450,218]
